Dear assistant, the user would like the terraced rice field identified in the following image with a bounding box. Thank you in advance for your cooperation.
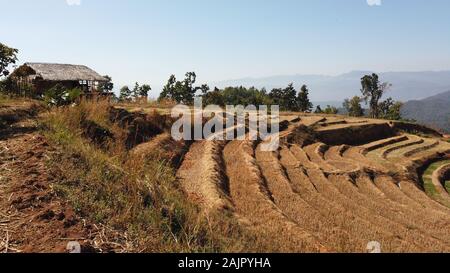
[152,114,450,253]
[421,160,450,207]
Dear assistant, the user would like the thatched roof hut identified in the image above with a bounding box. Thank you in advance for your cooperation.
[11,62,107,96]
[22,63,107,82]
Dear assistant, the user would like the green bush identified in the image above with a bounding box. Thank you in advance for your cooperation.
[0,78,12,95]
[0,79,4,93]
[67,87,83,102]
[44,84,83,106]
[324,105,339,115]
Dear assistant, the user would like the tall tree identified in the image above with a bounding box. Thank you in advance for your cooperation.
[314,105,323,114]
[0,43,19,77]
[360,73,391,118]
[159,75,177,102]
[132,82,140,99]
[119,85,132,101]
[379,97,403,120]
[138,84,151,98]
[386,101,403,121]
[158,72,208,105]
[98,75,114,93]
[269,83,298,111]
[297,84,313,112]
[268,87,283,107]
[343,96,364,117]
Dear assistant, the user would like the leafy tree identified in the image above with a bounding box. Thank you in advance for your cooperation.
[297,85,313,112]
[132,82,140,99]
[199,84,210,95]
[182,72,197,101]
[314,105,323,114]
[0,43,18,78]
[269,83,298,111]
[159,72,208,105]
[138,84,151,98]
[119,85,132,101]
[323,105,338,115]
[283,83,299,111]
[160,75,177,102]
[0,78,9,94]
[269,83,312,112]
[98,75,114,93]
[202,87,225,106]
[268,87,283,106]
[343,96,364,117]
[360,73,391,118]
[378,97,394,117]
[379,97,403,120]
[120,83,151,102]
[202,86,273,107]
[388,101,403,121]
[252,87,273,106]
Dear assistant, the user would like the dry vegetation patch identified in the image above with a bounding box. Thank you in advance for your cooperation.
[2,99,450,253]
[40,100,245,252]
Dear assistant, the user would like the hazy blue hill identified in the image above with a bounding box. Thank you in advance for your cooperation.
[213,70,450,102]
[402,91,450,133]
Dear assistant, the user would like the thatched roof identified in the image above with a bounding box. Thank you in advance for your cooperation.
[21,63,107,82]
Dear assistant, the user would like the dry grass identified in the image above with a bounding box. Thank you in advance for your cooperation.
[328,174,449,250]
[39,99,245,252]
[3,101,445,253]
[279,141,449,252]
[177,141,232,212]
[256,145,364,252]
[115,99,177,115]
[223,140,326,253]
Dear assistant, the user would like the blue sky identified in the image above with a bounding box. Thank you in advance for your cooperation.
[1,0,450,94]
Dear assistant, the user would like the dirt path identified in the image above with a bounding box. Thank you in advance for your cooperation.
[0,107,97,253]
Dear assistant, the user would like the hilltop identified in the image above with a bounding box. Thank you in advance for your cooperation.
[402,90,450,134]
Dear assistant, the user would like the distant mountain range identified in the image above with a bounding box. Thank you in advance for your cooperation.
[402,90,450,134]
[213,70,450,103]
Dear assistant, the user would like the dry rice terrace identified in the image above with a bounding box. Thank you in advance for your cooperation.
[1,99,450,253]
[175,112,450,252]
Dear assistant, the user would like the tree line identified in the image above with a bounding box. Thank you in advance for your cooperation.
[157,72,314,112]
[156,71,402,120]
[1,42,403,120]
[119,82,152,102]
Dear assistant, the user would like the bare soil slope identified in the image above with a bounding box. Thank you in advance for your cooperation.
[0,102,99,253]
